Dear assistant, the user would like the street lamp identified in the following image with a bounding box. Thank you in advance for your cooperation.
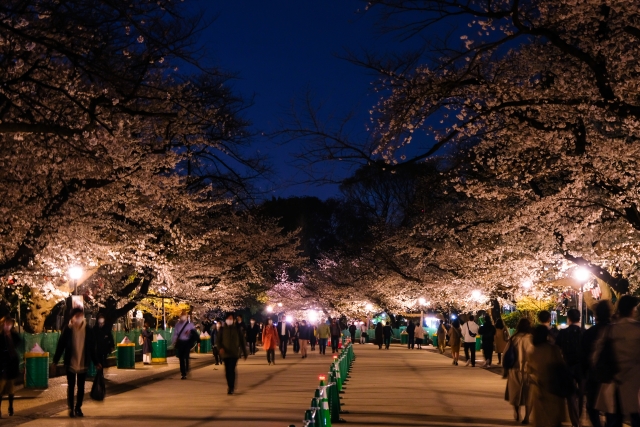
[68,266,83,295]
[471,289,482,301]
[573,267,592,328]
[266,305,273,313]
[522,279,532,289]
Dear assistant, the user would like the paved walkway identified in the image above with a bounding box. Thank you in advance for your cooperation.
[6,344,551,426]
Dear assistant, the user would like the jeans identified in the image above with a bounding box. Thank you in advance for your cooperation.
[248,341,256,354]
[279,336,288,357]
[176,340,190,376]
[350,333,356,344]
[384,336,391,349]
[566,375,583,427]
[293,338,300,353]
[464,342,476,366]
[267,349,275,363]
[213,346,221,364]
[319,338,328,354]
[482,346,493,365]
[223,357,238,392]
[408,334,415,349]
[331,335,340,353]
[66,372,86,410]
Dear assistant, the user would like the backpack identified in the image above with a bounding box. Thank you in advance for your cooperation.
[503,340,517,369]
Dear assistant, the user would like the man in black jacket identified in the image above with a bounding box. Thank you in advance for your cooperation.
[246,318,260,355]
[53,308,100,418]
[278,317,292,359]
[555,308,583,427]
[93,313,114,368]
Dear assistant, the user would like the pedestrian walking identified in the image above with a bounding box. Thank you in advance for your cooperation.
[527,325,567,427]
[278,317,292,359]
[504,318,533,424]
[212,321,221,365]
[437,320,447,354]
[317,320,330,355]
[494,316,509,365]
[448,319,462,365]
[555,308,583,427]
[330,318,341,353]
[172,310,196,379]
[462,315,479,367]
[246,318,260,355]
[383,322,393,350]
[593,295,640,427]
[216,313,248,395]
[359,322,367,344]
[375,322,383,349]
[310,324,317,351]
[299,320,310,358]
[414,322,425,349]
[581,300,611,427]
[236,315,247,338]
[53,308,100,418]
[262,318,279,365]
[406,320,416,349]
[93,313,114,369]
[140,322,153,365]
[349,322,357,344]
[0,317,20,417]
[537,310,559,344]
[292,322,300,353]
[479,314,496,368]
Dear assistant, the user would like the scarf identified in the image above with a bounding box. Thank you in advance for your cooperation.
[70,320,86,373]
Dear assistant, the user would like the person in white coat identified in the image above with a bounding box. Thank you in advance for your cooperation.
[462,315,479,367]
[414,323,425,349]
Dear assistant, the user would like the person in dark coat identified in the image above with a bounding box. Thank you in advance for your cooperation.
[329,318,341,353]
[406,320,416,349]
[212,321,221,365]
[0,317,20,417]
[141,322,153,365]
[298,320,310,358]
[581,300,611,427]
[93,313,114,368]
[555,308,583,427]
[348,322,357,344]
[375,322,383,349]
[246,318,260,355]
[216,313,248,395]
[383,322,393,349]
[278,317,292,359]
[478,314,496,367]
[53,308,100,418]
[292,322,300,353]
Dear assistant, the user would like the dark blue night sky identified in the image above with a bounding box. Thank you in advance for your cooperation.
[195,1,400,199]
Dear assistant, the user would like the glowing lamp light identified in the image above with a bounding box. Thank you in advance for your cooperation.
[471,289,482,300]
[418,297,426,306]
[266,305,273,313]
[333,355,338,360]
[451,314,457,319]
[319,375,326,381]
[365,303,373,311]
[277,303,283,307]
[285,315,293,323]
[308,310,318,323]
[522,279,532,289]
[574,267,591,282]
[68,266,83,280]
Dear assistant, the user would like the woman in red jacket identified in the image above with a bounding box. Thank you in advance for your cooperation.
[262,318,280,365]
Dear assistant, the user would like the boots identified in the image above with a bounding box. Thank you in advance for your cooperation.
[8,394,14,416]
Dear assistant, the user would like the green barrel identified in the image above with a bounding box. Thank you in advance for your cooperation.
[198,337,211,353]
[116,343,136,369]
[87,360,97,377]
[25,352,49,388]
[152,340,167,363]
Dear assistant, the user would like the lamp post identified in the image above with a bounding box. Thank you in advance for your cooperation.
[68,266,83,295]
[574,267,591,328]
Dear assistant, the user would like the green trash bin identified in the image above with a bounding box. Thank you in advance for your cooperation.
[87,360,97,377]
[117,343,136,369]
[152,340,167,363]
[401,334,408,345]
[475,336,482,351]
[198,337,211,353]
[25,352,49,388]
[431,334,438,348]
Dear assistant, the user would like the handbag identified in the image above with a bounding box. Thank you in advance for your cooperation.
[502,328,509,341]
[138,335,144,346]
[503,341,517,369]
[594,326,619,384]
[90,369,106,401]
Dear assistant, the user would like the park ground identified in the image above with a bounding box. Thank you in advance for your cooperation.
[4,343,582,426]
